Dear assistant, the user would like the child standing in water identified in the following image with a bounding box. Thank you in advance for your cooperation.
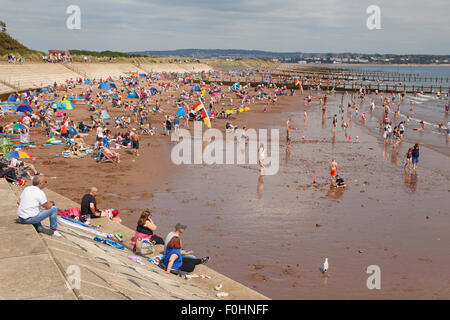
[330,159,338,187]
[412,143,420,172]
[258,144,265,175]
[403,147,413,170]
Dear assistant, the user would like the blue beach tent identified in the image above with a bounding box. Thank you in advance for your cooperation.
[8,94,17,102]
[127,91,138,98]
[98,82,111,90]
[16,103,33,113]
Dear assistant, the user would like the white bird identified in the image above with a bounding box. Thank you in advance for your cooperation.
[323,258,329,273]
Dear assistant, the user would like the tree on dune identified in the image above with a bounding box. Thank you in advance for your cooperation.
[0,20,6,33]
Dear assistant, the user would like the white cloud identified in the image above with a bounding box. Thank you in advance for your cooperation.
[0,0,448,53]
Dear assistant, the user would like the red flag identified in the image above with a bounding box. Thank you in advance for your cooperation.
[193,99,204,112]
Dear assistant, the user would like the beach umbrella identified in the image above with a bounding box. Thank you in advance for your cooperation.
[4,150,33,159]
[16,103,33,114]
[12,123,30,131]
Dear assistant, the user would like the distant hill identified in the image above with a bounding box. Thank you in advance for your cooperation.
[131,49,300,59]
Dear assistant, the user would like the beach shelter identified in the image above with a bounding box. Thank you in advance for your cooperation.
[7,94,18,102]
[192,84,200,91]
[101,109,111,120]
[127,91,138,98]
[139,74,146,78]
[84,78,92,84]
[98,82,111,90]
[176,106,188,118]
[231,83,241,91]
[150,87,158,95]
[242,94,252,103]
[40,88,48,92]
[16,103,33,114]
[109,81,117,88]
[58,100,74,110]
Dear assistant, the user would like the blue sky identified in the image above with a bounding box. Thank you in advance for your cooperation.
[1,0,449,54]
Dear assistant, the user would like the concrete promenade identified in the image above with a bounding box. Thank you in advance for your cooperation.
[0,179,268,300]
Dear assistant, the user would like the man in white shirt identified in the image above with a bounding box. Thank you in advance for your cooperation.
[17,175,61,236]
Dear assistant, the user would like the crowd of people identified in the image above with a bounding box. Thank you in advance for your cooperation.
[5,65,448,280]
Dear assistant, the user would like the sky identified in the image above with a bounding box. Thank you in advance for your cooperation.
[1,0,449,54]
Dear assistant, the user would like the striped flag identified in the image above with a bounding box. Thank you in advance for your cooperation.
[201,106,211,128]
[193,99,204,112]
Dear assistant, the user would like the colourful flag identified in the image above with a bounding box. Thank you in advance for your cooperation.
[295,80,301,87]
[193,99,204,112]
[201,106,211,129]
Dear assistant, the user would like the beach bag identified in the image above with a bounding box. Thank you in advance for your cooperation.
[136,238,154,255]
[57,209,71,217]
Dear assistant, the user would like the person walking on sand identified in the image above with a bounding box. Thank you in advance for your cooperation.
[330,159,338,187]
[258,144,265,175]
[17,175,61,237]
[412,143,420,172]
[286,119,295,146]
[131,128,140,156]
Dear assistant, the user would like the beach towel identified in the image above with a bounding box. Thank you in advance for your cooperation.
[93,236,124,250]
[58,216,110,237]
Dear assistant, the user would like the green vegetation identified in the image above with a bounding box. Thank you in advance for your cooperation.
[69,49,147,58]
[0,22,43,61]
[0,20,6,33]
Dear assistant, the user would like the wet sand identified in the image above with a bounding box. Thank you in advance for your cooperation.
[4,83,449,299]
[123,93,449,299]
